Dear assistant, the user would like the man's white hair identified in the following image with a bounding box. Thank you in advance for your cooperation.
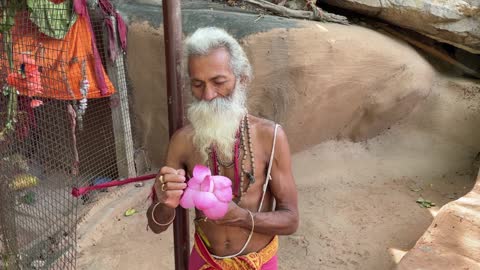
[185,27,252,162]
[184,27,253,82]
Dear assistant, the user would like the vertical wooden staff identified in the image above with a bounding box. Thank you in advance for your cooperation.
[162,1,189,269]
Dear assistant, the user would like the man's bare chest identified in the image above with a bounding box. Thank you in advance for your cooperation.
[184,145,270,206]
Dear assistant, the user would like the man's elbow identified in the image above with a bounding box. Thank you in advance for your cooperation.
[147,212,168,234]
[148,223,165,234]
[285,211,299,235]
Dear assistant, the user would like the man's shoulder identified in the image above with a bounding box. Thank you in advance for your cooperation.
[170,125,194,147]
[167,125,196,163]
[249,115,286,143]
[250,115,272,126]
[172,124,194,138]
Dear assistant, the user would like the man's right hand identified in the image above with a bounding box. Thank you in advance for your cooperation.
[154,166,187,208]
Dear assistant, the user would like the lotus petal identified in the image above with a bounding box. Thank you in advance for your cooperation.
[187,177,201,190]
[200,175,214,193]
[179,188,196,209]
[213,186,233,203]
[203,201,229,220]
[193,165,211,180]
[194,191,217,210]
[211,175,232,189]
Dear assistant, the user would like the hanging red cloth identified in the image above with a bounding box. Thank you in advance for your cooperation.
[98,0,128,62]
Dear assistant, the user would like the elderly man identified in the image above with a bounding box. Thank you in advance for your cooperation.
[147,27,299,270]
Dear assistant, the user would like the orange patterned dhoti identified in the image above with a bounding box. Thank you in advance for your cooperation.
[189,233,279,270]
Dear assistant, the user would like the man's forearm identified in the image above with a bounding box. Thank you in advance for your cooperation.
[238,208,299,235]
[146,202,176,234]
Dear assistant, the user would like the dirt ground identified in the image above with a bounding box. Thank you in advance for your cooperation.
[75,145,475,270]
[76,69,480,270]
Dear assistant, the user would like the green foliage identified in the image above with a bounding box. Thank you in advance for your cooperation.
[416,197,436,208]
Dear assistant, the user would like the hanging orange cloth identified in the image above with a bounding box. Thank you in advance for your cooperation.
[5,11,115,100]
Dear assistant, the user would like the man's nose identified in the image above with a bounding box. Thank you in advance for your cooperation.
[202,85,217,101]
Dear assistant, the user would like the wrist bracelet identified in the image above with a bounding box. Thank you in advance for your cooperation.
[151,202,176,226]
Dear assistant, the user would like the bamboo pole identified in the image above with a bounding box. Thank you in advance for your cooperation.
[162,1,189,269]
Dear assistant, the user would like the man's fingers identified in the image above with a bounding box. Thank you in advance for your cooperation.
[165,190,183,198]
[164,182,187,191]
[176,169,186,176]
[158,167,186,183]
[163,174,186,183]
[159,166,178,176]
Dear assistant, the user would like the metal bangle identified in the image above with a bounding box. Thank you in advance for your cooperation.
[151,202,176,226]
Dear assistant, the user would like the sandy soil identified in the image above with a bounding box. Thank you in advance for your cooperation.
[76,75,480,270]
[75,137,475,270]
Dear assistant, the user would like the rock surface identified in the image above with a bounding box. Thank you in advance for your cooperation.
[398,170,480,269]
[122,3,435,166]
[323,0,480,54]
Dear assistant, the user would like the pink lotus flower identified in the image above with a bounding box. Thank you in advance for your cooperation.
[180,165,233,220]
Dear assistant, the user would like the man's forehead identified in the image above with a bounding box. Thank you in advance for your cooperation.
[188,47,230,63]
[188,48,233,78]
[189,74,233,83]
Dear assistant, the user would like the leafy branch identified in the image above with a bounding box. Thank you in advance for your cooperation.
[0,0,24,141]
[243,0,349,25]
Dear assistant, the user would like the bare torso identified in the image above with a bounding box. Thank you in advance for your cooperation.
[181,115,277,256]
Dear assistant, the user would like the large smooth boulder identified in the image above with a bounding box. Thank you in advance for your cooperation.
[398,170,480,269]
[120,3,435,166]
[323,0,480,54]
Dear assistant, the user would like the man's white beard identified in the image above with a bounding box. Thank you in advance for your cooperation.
[187,81,247,163]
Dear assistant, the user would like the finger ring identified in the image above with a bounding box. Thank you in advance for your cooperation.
[159,175,165,184]
[161,183,167,192]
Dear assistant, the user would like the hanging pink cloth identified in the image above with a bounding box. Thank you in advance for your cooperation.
[73,0,108,96]
[99,0,128,62]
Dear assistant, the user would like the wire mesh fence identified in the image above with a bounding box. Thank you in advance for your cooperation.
[0,0,134,269]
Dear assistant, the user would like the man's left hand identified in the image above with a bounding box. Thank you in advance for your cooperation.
[212,202,250,227]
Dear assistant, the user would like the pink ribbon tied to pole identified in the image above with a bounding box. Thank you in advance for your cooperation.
[71,173,157,197]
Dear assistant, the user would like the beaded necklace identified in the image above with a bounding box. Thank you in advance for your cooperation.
[240,114,256,198]
[209,114,255,203]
